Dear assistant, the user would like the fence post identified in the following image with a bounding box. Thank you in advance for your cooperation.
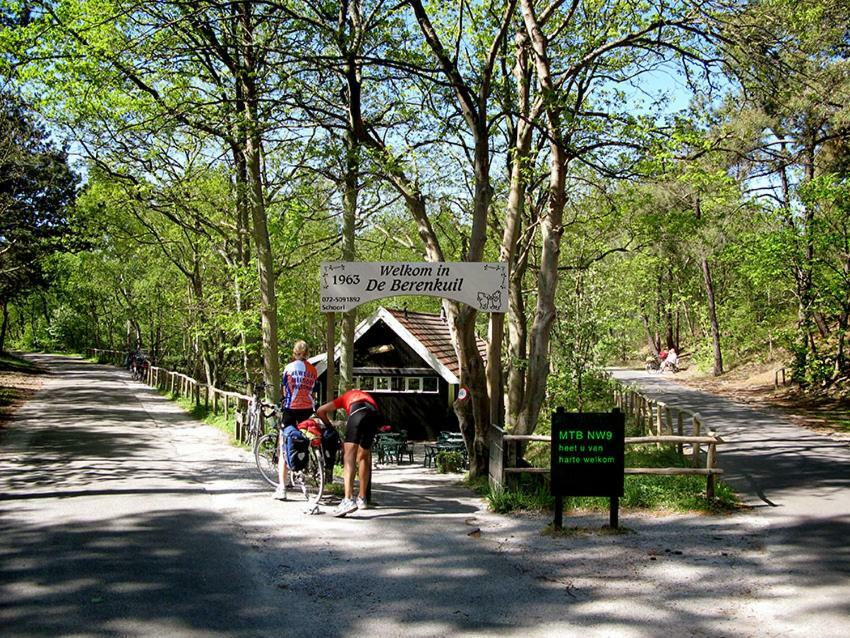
[706,433,717,499]
[677,411,684,456]
[224,394,229,421]
[655,401,664,446]
[692,414,702,467]
[235,410,244,442]
[635,395,642,433]
[212,388,219,413]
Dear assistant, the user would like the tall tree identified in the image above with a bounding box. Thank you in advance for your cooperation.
[0,91,78,351]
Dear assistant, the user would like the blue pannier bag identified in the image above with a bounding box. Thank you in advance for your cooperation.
[322,426,341,474]
[283,425,309,471]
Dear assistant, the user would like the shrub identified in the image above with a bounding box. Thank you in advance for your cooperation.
[435,450,464,473]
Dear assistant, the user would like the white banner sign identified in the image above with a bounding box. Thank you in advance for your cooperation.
[320,261,508,313]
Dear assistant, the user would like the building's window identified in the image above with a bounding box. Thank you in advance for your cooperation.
[357,375,440,393]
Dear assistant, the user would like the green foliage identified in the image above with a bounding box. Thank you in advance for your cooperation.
[0,91,79,325]
[488,482,553,513]
[486,445,739,514]
[545,369,617,426]
[1,0,848,433]
[435,450,465,474]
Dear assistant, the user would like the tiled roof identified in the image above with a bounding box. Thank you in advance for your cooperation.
[385,308,487,377]
[310,306,489,383]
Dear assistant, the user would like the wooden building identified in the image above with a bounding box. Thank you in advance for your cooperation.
[310,306,487,441]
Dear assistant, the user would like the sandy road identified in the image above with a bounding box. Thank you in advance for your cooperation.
[611,368,850,636]
[0,355,845,636]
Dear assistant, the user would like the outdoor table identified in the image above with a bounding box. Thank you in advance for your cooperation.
[423,440,468,469]
[375,433,412,464]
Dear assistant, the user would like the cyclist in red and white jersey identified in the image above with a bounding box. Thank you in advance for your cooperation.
[317,388,382,517]
[275,340,319,499]
[281,340,318,419]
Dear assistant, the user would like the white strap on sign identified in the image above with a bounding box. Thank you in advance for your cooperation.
[320,262,508,313]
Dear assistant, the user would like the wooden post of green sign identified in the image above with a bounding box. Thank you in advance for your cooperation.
[554,494,564,531]
[609,407,622,529]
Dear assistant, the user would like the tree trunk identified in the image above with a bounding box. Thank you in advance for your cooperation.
[701,257,723,376]
[836,310,848,378]
[339,5,362,395]
[838,254,850,376]
[240,3,280,403]
[498,29,533,432]
[665,264,674,348]
[517,0,567,437]
[445,301,489,476]
[0,299,8,353]
[339,131,358,394]
[231,139,257,386]
[641,313,659,357]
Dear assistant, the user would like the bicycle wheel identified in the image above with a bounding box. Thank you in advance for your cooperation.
[254,432,279,488]
[292,446,324,503]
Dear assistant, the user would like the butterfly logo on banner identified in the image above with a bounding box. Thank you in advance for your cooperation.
[477,290,502,311]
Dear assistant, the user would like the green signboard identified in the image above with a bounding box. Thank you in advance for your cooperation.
[550,408,625,497]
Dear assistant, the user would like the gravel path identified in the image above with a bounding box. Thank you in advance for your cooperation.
[0,355,845,636]
[611,368,850,637]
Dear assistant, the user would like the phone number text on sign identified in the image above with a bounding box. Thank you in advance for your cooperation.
[321,296,362,312]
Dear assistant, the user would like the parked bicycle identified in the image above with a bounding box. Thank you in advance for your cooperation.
[245,382,276,448]
[254,416,325,509]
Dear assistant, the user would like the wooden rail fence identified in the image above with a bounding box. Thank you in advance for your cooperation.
[489,427,724,499]
[86,348,256,443]
[489,375,725,499]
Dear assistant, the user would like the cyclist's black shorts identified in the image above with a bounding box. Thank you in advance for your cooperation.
[281,408,313,429]
[344,402,381,449]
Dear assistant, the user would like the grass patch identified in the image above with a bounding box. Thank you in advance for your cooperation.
[464,475,489,496]
[0,353,40,374]
[0,353,44,410]
[485,444,739,515]
[324,479,345,497]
